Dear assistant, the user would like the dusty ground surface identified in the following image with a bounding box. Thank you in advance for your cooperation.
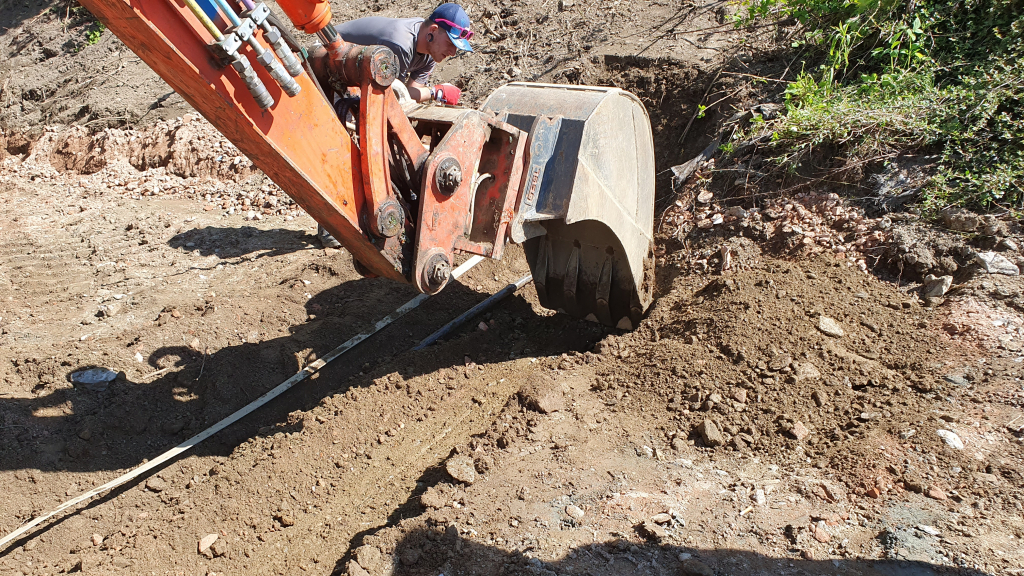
[2,1,1024,576]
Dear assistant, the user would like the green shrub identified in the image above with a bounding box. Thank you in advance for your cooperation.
[734,0,1024,211]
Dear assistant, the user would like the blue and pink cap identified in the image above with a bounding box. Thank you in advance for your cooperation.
[429,3,473,52]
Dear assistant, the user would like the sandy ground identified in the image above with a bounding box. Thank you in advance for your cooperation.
[2,1,1024,576]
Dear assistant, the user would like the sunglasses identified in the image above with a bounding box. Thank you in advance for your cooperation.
[434,17,474,40]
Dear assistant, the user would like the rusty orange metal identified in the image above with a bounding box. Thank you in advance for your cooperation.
[76,0,407,281]
[276,0,333,34]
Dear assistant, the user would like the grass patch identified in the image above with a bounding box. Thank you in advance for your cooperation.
[733,0,1024,212]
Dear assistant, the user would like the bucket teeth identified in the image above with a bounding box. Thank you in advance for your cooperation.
[525,220,649,329]
[595,255,613,326]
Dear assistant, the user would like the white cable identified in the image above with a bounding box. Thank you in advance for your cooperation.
[0,255,485,550]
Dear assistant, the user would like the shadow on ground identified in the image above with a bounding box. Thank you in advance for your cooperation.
[0,272,606,476]
[168,225,316,260]
[334,525,975,576]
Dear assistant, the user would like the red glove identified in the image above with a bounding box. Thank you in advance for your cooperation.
[432,83,461,105]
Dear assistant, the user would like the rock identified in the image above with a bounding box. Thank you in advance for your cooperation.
[904,479,925,493]
[817,316,845,338]
[445,455,477,484]
[111,557,132,569]
[865,486,881,498]
[813,522,831,543]
[210,539,228,557]
[943,375,970,388]
[399,547,420,566]
[925,485,947,500]
[355,545,382,572]
[697,419,725,447]
[922,274,953,298]
[98,302,122,317]
[916,524,940,536]
[145,477,166,492]
[198,534,218,556]
[941,208,980,232]
[651,512,672,524]
[518,373,565,414]
[811,389,827,407]
[753,489,766,506]
[937,429,964,450]
[731,389,747,404]
[275,514,294,527]
[768,354,792,371]
[792,362,821,381]
[420,486,447,509]
[347,560,371,576]
[92,533,104,547]
[70,368,117,386]
[975,252,1019,275]
[637,520,667,541]
[565,505,585,520]
[679,559,715,576]
[790,421,810,441]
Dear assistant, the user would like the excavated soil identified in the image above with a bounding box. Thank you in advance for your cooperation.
[2,1,1024,576]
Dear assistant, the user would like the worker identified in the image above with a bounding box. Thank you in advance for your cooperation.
[317,2,474,248]
[335,2,471,104]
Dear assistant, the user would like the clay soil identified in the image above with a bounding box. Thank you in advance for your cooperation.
[2,1,1024,576]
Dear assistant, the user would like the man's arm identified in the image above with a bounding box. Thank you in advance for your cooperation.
[406,81,432,103]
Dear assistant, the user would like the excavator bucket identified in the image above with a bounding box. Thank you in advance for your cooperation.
[482,83,656,329]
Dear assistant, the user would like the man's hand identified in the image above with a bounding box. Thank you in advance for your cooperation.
[432,83,461,106]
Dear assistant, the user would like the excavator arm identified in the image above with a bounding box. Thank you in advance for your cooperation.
[76,0,657,328]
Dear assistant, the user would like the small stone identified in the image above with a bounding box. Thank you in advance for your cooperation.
[210,539,228,557]
[753,489,766,506]
[916,524,940,536]
[92,533,104,547]
[145,477,166,492]
[637,520,667,541]
[355,545,382,571]
[565,505,585,520]
[420,486,447,509]
[811,389,827,407]
[518,373,564,414]
[792,362,821,381]
[651,512,672,524]
[768,354,792,371]
[679,559,715,576]
[731,389,747,404]
[975,251,1019,275]
[865,486,881,498]
[198,534,218,556]
[817,316,845,338]
[904,479,925,493]
[275,514,295,527]
[697,419,725,447]
[347,560,371,576]
[790,421,810,441]
[813,523,831,543]
[943,375,970,388]
[925,486,947,500]
[937,429,965,450]
[445,455,477,484]
[112,557,132,569]
[922,274,953,298]
[399,548,420,566]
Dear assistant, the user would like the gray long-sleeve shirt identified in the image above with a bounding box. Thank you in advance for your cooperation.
[335,17,436,85]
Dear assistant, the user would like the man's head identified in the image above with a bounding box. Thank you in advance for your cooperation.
[418,3,472,62]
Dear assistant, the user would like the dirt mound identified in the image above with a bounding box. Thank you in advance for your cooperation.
[43,116,258,179]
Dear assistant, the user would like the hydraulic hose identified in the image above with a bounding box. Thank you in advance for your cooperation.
[179,0,274,108]
[211,0,301,96]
